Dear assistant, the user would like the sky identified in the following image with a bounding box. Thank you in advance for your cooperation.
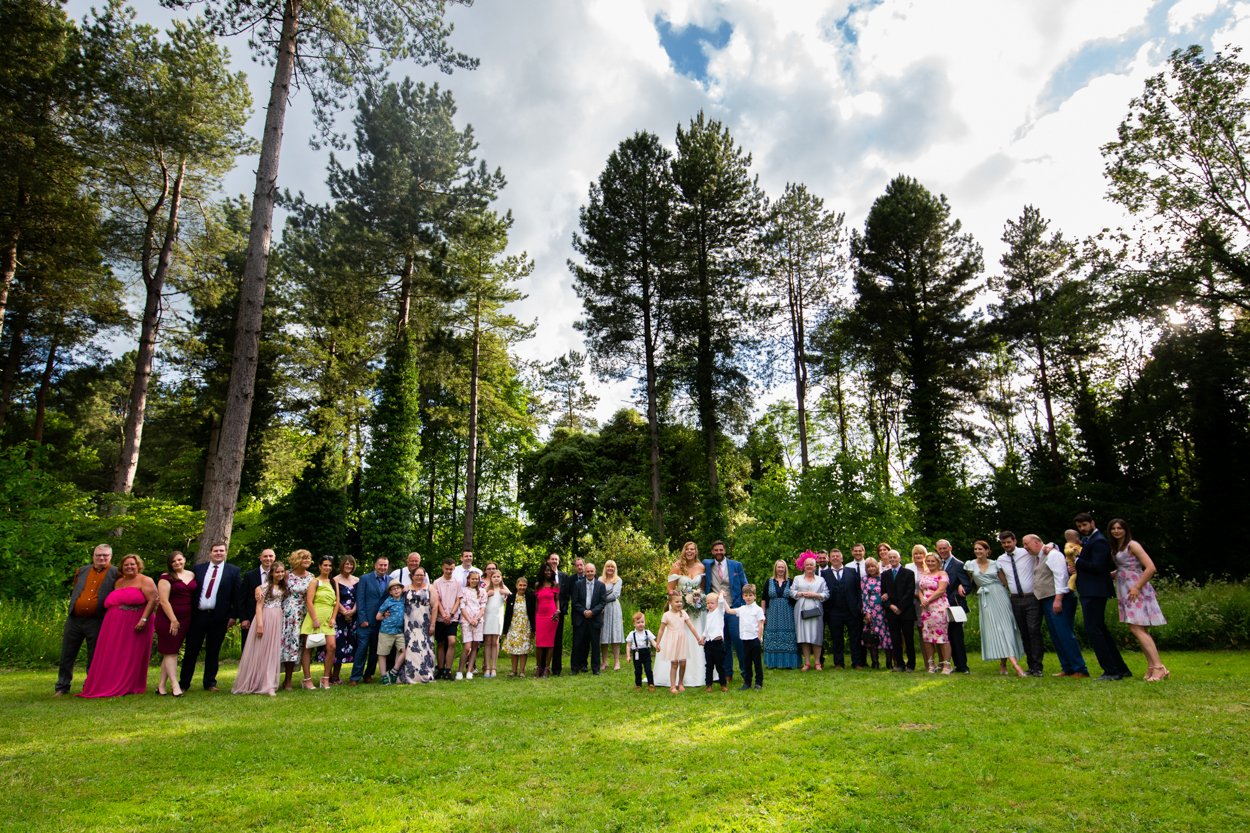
[74,0,1250,425]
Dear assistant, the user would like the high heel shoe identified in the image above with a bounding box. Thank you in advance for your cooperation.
[1147,665,1170,681]
[172,685,183,697]
[940,661,953,675]
[319,678,331,689]
[302,678,315,690]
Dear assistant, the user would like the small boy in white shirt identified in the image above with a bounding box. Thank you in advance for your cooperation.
[702,592,728,692]
[726,584,766,690]
[626,611,656,691]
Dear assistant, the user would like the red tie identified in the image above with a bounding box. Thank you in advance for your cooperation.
[205,564,219,599]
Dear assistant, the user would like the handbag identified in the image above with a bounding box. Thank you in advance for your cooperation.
[800,604,822,620]
[948,606,968,623]
[305,632,327,648]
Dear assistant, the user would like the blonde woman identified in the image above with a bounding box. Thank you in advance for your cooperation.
[763,559,800,668]
[281,549,313,691]
[599,559,624,671]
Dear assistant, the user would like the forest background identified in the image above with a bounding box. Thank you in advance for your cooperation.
[2,0,1249,631]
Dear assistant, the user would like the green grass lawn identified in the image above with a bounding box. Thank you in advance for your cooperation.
[2,652,1248,833]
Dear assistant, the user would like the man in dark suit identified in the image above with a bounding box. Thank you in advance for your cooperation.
[548,552,580,676]
[570,562,607,674]
[180,541,242,692]
[880,549,917,671]
[238,548,276,651]
[821,550,863,669]
[350,556,390,685]
[936,539,973,673]
[1073,513,1133,680]
[703,540,749,684]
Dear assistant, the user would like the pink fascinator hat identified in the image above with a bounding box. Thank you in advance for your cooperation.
[796,550,816,570]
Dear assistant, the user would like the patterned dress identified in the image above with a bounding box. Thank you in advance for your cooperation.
[501,595,533,655]
[763,579,800,669]
[395,588,436,684]
[334,579,357,665]
[860,574,892,651]
[1115,548,1167,626]
[918,572,950,644]
[600,579,624,644]
[281,571,312,663]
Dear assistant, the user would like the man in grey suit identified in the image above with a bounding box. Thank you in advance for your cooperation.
[55,544,118,696]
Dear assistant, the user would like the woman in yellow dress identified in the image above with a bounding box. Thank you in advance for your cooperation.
[300,555,340,689]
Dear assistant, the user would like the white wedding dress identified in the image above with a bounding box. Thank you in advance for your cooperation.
[654,575,719,687]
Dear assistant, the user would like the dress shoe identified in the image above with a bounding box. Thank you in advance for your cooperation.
[739,683,752,691]
[348,681,358,687]
[206,686,220,692]
[1069,671,1089,678]
[1052,671,1070,677]
[1026,670,1044,678]
[1094,673,1124,681]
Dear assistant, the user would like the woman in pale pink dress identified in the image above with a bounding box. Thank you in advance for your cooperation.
[79,554,157,698]
[1108,519,1169,681]
[233,562,289,696]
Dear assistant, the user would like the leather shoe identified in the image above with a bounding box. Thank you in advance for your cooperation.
[1094,673,1123,681]
[206,686,220,692]
[1069,671,1090,678]
[1052,671,1070,677]
[348,681,358,687]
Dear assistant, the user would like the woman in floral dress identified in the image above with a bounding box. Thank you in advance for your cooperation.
[332,556,358,684]
[859,557,892,668]
[1108,518,1169,681]
[501,576,534,677]
[395,568,436,684]
[280,549,313,691]
[918,551,952,673]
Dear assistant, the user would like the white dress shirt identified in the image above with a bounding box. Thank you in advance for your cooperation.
[733,603,766,640]
[199,562,224,610]
[996,547,1036,595]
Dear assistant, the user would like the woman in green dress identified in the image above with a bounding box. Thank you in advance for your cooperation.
[300,555,340,689]
[965,540,1025,677]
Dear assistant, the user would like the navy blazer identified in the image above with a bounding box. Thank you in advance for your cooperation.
[942,556,973,610]
[702,558,748,606]
[355,570,391,627]
[190,560,242,622]
[1075,529,1115,599]
[821,566,862,615]
[880,566,916,621]
[571,577,607,628]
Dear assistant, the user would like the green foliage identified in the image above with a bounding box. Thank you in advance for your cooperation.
[360,335,422,561]
[585,516,671,613]
[262,445,349,557]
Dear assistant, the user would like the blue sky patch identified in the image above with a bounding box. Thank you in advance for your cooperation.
[655,14,733,83]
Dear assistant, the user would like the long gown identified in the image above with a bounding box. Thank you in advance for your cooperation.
[763,579,801,668]
[1114,548,1167,626]
[154,572,196,655]
[233,587,284,695]
[966,561,1025,661]
[654,576,707,686]
[334,579,357,665]
[534,585,559,649]
[395,588,436,684]
[79,586,154,698]
[600,580,624,645]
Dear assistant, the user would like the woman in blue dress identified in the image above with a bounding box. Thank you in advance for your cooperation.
[762,559,800,669]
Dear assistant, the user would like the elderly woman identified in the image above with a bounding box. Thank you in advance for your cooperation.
[763,560,800,669]
[79,554,158,698]
[788,551,830,671]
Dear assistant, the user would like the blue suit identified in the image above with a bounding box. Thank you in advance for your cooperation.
[1075,529,1132,677]
[351,570,391,682]
[703,558,748,681]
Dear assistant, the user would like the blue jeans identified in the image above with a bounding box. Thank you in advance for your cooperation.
[1042,593,1088,674]
[350,624,380,682]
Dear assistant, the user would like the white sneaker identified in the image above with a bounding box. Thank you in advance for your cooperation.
[466,671,474,680]
[455,671,464,681]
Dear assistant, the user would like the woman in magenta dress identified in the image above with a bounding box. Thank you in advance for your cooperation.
[918,552,952,674]
[533,563,560,678]
[1108,519,1169,681]
[153,550,196,696]
[79,553,157,698]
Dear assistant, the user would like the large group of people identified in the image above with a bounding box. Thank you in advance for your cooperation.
[53,513,1170,698]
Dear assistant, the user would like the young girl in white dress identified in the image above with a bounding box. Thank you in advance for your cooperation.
[458,571,486,680]
[657,592,704,694]
[481,570,511,679]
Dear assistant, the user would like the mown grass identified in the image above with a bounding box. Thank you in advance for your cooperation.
[2,652,1248,833]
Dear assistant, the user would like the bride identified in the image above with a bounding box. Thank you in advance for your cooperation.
[654,541,712,687]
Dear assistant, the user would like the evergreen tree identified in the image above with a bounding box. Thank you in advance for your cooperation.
[541,350,598,432]
[360,334,422,561]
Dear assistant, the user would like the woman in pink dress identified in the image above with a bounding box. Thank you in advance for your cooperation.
[79,554,157,698]
[233,561,289,696]
[918,552,952,674]
[533,563,560,678]
[1108,519,1169,681]
[154,550,196,696]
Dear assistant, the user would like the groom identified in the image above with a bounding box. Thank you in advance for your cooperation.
[703,541,748,685]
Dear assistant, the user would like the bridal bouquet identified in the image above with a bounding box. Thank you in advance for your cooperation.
[678,577,706,614]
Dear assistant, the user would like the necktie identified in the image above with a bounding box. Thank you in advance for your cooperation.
[205,564,219,599]
[1009,554,1023,595]
[835,570,842,582]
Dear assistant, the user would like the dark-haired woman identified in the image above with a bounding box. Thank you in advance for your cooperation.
[1108,519,1168,680]
[534,563,560,677]
[300,555,340,689]
[331,555,359,684]
[233,561,289,696]
[154,550,196,696]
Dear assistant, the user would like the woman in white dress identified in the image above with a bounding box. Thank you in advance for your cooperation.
[599,559,624,671]
[654,541,707,687]
[481,571,510,679]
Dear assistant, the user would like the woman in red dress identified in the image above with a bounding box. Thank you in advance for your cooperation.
[79,554,157,698]
[154,550,197,696]
[533,563,560,678]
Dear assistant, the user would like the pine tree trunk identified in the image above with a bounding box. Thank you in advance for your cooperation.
[32,334,58,444]
[642,289,665,539]
[789,270,810,472]
[0,225,19,339]
[1033,332,1062,483]
[114,162,183,494]
[834,364,848,456]
[197,0,301,560]
[396,251,414,337]
[200,414,220,510]
[461,295,481,551]
[0,313,25,429]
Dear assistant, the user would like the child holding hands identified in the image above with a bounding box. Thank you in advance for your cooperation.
[724,584,766,690]
[656,592,703,694]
